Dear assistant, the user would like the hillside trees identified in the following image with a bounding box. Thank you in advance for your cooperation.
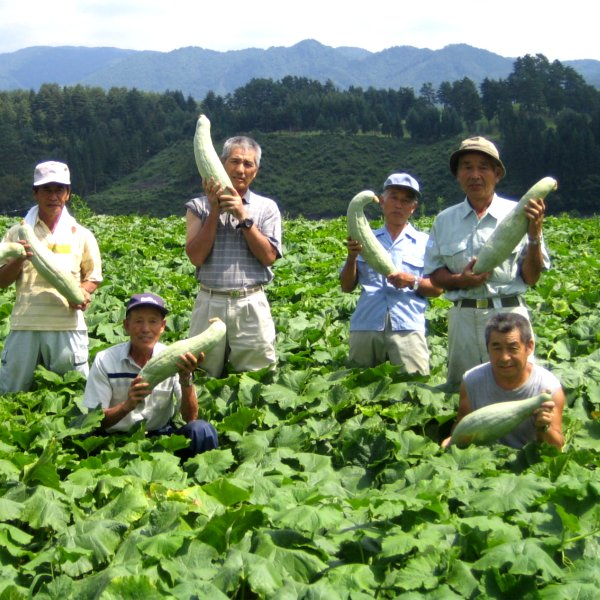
[0,53,599,216]
[494,56,600,211]
[0,85,198,213]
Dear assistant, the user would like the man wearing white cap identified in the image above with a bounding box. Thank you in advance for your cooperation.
[340,173,442,375]
[423,137,550,391]
[0,160,102,392]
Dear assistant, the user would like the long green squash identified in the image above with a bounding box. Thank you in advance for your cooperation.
[17,223,85,305]
[473,177,557,274]
[0,242,26,262]
[139,318,226,390]
[193,114,235,193]
[450,391,552,448]
[347,190,396,276]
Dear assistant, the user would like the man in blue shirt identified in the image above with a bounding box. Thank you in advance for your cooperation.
[340,173,442,374]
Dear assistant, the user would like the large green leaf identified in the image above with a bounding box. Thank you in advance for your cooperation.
[466,472,551,514]
[473,538,563,580]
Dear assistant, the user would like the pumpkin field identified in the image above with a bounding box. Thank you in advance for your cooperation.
[0,210,598,599]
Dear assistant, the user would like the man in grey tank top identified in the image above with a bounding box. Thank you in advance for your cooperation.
[442,312,565,449]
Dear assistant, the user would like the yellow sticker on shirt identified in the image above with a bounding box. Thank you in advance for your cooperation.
[49,244,72,254]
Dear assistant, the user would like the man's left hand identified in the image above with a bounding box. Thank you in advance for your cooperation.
[533,400,555,431]
[177,352,203,377]
[218,191,246,220]
[525,197,546,238]
[387,271,416,289]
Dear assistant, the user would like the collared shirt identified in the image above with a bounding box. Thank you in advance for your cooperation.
[423,194,550,301]
[348,223,429,332]
[83,341,182,433]
[185,190,282,289]
[1,216,102,331]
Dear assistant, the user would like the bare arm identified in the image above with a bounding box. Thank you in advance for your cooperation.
[237,220,279,267]
[340,237,360,292]
[429,259,490,291]
[532,387,565,449]
[387,271,443,298]
[71,280,99,311]
[0,239,31,288]
[441,381,471,447]
[176,352,201,423]
[185,207,220,267]
[0,256,28,288]
[520,197,546,286]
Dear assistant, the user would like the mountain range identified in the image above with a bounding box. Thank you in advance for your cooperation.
[2,39,600,99]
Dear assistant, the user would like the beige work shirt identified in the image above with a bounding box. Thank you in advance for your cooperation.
[1,218,102,331]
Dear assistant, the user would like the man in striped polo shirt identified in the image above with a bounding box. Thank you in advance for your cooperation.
[185,135,282,378]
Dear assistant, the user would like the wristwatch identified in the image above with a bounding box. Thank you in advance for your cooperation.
[411,276,421,291]
[236,218,254,229]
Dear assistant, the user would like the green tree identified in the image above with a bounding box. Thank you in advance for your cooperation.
[419,83,437,105]
[406,101,440,141]
[480,78,510,122]
[507,54,549,113]
[440,107,463,137]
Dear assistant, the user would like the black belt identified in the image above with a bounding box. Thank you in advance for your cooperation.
[199,284,263,298]
[453,296,522,309]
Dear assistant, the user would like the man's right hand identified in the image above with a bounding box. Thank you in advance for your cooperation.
[346,237,362,258]
[125,376,151,411]
[203,177,225,212]
[461,258,491,288]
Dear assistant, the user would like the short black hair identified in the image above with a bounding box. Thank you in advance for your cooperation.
[485,312,532,346]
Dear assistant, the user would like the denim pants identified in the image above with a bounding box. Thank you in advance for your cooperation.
[148,419,219,461]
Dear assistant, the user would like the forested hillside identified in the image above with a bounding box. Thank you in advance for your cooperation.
[1,54,599,218]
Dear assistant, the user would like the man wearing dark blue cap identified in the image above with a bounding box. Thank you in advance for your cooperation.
[340,173,442,375]
[83,292,218,460]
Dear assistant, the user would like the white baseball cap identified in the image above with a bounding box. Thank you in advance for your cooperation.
[33,161,71,186]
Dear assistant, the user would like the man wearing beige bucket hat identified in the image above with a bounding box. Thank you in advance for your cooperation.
[424,136,550,391]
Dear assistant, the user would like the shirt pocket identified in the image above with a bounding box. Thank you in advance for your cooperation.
[439,240,470,273]
[401,255,424,276]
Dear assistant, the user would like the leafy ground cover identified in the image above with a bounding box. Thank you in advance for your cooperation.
[0,212,598,599]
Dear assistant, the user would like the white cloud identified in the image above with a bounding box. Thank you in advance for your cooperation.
[0,0,598,62]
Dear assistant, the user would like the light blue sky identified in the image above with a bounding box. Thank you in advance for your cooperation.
[0,0,597,61]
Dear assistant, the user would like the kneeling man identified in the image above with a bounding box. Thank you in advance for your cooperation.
[84,293,218,460]
[443,312,565,449]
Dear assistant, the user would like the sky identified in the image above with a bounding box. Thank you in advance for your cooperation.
[0,0,598,62]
